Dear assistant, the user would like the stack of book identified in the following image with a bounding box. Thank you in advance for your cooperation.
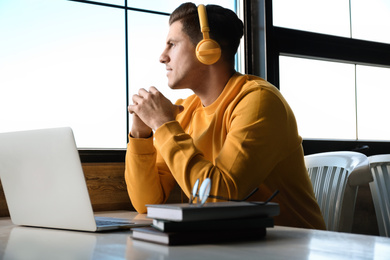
[131,201,280,245]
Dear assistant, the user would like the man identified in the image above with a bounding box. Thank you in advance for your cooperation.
[126,2,326,229]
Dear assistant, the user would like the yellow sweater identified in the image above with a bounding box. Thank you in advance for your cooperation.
[125,73,326,230]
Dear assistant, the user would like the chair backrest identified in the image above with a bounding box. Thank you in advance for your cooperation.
[304,151,372,232]
[368,154,390,237]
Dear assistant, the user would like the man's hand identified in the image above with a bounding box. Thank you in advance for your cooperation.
[130,113,152,138]
[128,87,184,133]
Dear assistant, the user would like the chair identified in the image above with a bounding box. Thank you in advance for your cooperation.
[304,151,372,232]
[368,154,390,237]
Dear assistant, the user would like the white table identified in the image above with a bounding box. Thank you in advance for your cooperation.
[1,211,389,260]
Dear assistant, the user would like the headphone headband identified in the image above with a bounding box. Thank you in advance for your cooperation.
[198,5,210,38]
[195,4,221,65]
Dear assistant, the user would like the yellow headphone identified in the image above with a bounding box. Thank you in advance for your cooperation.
[196,4,221,65]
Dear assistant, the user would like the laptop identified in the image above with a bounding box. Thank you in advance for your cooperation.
[5,227,97,259]
[0,127,151,232]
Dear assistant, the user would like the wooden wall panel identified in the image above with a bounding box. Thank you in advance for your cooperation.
[82,162,185,211]
[82,162,134,212]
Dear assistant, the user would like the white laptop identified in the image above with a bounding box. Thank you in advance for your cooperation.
[5,227,97,259]
[0,127,150,232]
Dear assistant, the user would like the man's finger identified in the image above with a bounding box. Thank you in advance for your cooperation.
[132,93,144,104]
[128,104,136,114]
[137,88,149,98]
[149,86,158,93]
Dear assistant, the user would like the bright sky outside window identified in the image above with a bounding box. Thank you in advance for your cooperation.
[273,0,350,37]
[0,0,126,148]
[273,0,390,44]
[356,65,390,140]
[351,0,390,44]
[279,56,356,140]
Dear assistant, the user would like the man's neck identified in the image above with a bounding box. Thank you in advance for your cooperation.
[195,68,235,107]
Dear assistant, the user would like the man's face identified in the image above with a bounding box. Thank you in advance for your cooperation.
[160,21,206,90]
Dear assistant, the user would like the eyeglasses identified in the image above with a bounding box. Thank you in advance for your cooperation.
[189,178,279,206]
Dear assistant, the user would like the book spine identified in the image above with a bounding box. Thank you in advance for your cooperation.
[182,206,279,221]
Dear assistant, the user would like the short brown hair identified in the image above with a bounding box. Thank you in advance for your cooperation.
[169,2,244,64]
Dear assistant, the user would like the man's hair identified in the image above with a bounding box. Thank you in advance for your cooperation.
[169,2,244,64]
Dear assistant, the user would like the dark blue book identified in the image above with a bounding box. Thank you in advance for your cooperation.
[146,201,280,222]
[152,216,274,232]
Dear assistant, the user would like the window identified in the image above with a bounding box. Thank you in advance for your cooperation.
[0,0,240,149]
[273,0,390,44]
[0,0,126,148]
[266,1,390,148]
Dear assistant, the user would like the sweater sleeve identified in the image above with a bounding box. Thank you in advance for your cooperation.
[124,135,176,213]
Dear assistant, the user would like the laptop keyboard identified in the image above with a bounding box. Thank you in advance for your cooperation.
[95,217,133,227]
[96,220,133,227]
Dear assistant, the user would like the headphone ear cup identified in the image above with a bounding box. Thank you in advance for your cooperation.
[196,38,221,65]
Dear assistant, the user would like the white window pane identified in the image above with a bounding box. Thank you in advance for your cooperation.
[0,0,127,148]
[279,56,356,139]
[351,0,390,44]
[357,65,390,140]
[128,0,236,14]
[273,0,350,37]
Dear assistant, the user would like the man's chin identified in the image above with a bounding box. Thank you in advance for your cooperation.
[168,83,184,90]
